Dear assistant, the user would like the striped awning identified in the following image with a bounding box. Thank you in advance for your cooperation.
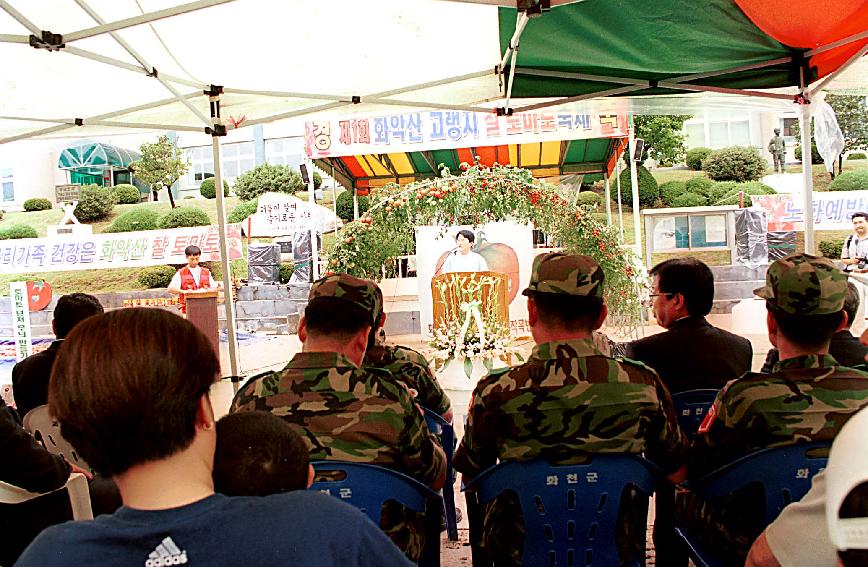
[315,137,627,190]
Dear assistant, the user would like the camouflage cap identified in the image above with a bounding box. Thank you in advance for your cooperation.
[753,253,847,315]
[522,252,605,298]
[309,273,382,324]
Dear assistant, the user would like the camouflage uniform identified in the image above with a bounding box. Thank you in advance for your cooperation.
[363,344,451,416]
[230,274,445,562]
[453,253,688,566]
[680,254,868,561]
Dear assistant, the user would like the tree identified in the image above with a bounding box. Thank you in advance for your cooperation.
[631,115,692,166]
[828,94,868,152]
[132,135,190,208]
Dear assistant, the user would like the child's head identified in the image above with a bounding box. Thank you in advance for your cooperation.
[213,411,312,496]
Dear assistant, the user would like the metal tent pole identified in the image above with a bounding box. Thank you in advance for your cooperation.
[207,87,240,386]
[628,120,642,256]
[799,98,815,255]
[615,159,625,244]
[604,175,612,225]
[306,159,320,281]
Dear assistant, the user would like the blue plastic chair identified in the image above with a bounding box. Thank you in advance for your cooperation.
[424,408,458,541]
[674,442,830,567]
[671,389,719,441]
[464,455,659,567]
[311,461,441,567]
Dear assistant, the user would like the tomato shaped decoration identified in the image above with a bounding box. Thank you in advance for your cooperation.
[27,280,53,311]
[433,231,521,302]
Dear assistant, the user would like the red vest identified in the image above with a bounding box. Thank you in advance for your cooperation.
[178,266,211,313]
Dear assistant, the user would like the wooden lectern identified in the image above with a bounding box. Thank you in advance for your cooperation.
[431,271,510,331]
[185,290,220,358]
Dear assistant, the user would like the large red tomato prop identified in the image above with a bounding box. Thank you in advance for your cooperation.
[27,280,52,311]
[433,231,521,302]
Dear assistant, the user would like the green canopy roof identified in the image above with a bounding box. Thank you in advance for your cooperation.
[57,141,140,175]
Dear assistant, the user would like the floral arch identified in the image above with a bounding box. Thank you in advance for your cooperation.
[326,162,643,324]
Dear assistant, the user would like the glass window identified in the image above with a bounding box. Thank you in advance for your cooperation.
[2,181,13,202]
[708,122,729,148]
[685,123,706,149]
[782,117,798,137]
[730,120,751,146]
[223,160,238,178]
[222,144,238,158]
[265,137,304,169]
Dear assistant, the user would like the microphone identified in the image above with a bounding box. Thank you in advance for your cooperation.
[449,246,459,255]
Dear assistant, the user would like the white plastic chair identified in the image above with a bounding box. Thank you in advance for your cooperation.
[0,473,93,520]
[23,405,93,474]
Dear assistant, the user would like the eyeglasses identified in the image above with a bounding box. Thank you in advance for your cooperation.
[641,292,674,308]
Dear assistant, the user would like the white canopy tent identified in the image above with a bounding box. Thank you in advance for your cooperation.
[1,0,865,377]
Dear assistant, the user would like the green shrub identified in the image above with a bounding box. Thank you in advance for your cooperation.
[200,177,230,199]
[74,184,115,221]
[233,164,302,201]
[0,224,38,240]
[23,198,52,212]
[112,184,142,205]
[659,181,687,206]
[279,263,295,284]
[670,192,707,208]
[576,191,603,207]
[794,143,822,163]
[617,164,659,207]
[228,199,259,224]
[830,170,868,192]
[335,190,370,222]
[685,147,712,171]
[848,152,867,160]
[685,177,714,198]
[709,181,739,204]
[818,238,845,259]
[157,206,211,229]
[717,181,776,206]
[313,171,322,190]
[702,146,767,182]
[137,265,177,288]
[104,207,161,233]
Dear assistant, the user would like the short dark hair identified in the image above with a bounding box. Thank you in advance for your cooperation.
[837,481,868,566]
[768,304,844,351]
[185,245,201,256]
[53,293,103,339]
[456,229,475,243]
[650,258,714,317]
[304,297,370,341]
[844,281,860,329]
[530,292,604,332]
[851,212,868,222]
[49,308,219,477]
[214,411,310,496]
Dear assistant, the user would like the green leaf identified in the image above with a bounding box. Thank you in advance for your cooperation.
[463,357,473,379]
[483,358,493,372]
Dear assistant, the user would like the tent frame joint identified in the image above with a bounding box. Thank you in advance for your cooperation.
[74,118,83,126]
[206,124,227,137]
[204,84,224,97]
[496,106,514,117]
[352,95,361,104]
[29,30,64,51]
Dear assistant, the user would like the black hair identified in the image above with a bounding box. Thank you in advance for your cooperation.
[768,304,845,351]
[53,293,104,339]
[650,257,714,317]
[456,229,475,244]
[185,245,201,256]
[530,292,604,332]
[851,212,868,222]
[214,411,310,496]
[304,297,370,340]
[844,281,860,329]
[837,481,868,566]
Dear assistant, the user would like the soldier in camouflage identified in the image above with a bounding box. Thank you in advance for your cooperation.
[682,254,868,562]
[230,273,446,562]
[363,284,452,421]
[453,252,688,567]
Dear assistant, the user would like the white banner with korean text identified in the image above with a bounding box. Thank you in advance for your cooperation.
[0,224,244,274]
[247,192,341,236]
[9,282,32,361]
[752,191,868,231]
[305,110,629,158]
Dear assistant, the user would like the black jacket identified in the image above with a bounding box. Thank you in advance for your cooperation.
[761,329,868,372]
[625,316,753,394]
[12,340,61,419]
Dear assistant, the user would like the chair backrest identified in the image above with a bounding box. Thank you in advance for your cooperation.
[423,409,454,478]
[0,473,93,520]
[671,389,719,441]
[310,461,438,524]
[466,455,658,567]
[22,404,93,474]
[695,442,829,526]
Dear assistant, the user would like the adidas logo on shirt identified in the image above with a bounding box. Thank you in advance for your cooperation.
[145,537,188,567]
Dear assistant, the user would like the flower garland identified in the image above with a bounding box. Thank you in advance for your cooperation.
[327,161,643,327]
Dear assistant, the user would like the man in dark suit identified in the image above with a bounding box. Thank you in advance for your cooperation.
[761,281,867,371]
[12,293,103,418]
[625,257,753,393]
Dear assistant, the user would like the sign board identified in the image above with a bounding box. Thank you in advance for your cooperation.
[305,110,629,158]
[1,224,244,274]
[752,191,868,231]
[55,184,81,203]
[9,282,32,361]
[247,192,340,236]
